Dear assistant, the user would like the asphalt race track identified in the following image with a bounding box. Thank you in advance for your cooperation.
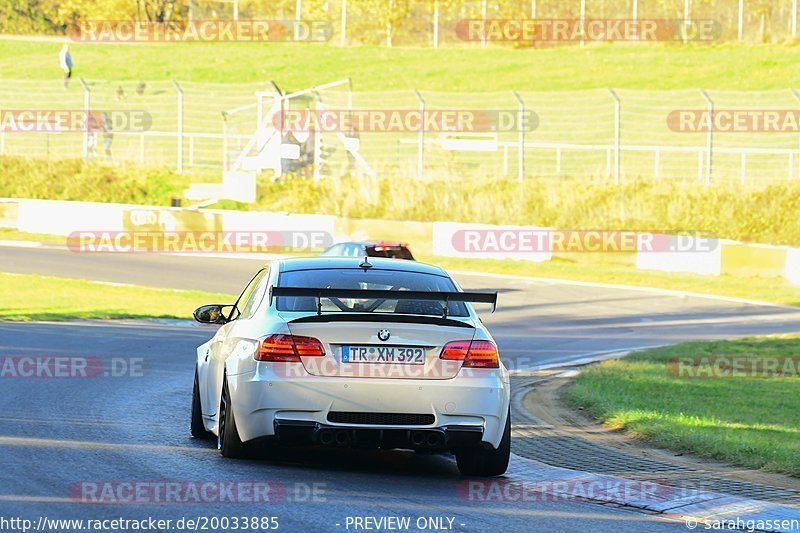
[3,245,800,531]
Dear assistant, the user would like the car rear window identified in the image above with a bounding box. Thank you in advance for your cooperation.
[366,246,414,260]
[276,268,468,316]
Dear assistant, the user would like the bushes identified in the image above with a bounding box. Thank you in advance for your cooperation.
[2,157,799,246]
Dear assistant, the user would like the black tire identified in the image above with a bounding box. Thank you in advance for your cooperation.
[218,374,247,458]
[190,369,212,439]
[456,409,511,477]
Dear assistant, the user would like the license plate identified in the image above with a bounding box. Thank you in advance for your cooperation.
[341,345,426,365]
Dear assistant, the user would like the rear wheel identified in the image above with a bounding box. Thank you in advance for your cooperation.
[456,410,511,477]
[218,375,247,458]
[190,369,212,439]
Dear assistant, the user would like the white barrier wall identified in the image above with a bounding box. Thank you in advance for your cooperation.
[635,234,722,276]
[432,222,552,262]
[16,200,125,236]
[785,248,800,285]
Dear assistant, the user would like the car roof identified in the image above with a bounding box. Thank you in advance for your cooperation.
[277,256,447,276]
[333,241,409,247]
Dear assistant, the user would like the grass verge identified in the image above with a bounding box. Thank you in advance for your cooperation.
[4,39,800,90]
[421,254,800,307]
[0,272,233,321]
[565,336,800,477]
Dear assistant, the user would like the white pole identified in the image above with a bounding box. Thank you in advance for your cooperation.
[295,0,302,41]
[340,0,347,46]
[683,0,689,44]
[790,89,800,178]
[80,78,90,159]
[173,80,184,173]
[233,0,238,22]
[414,90,424,178]
[737,0,743,41]
[531,0,536,18]
[632,0,638,41]
[580,0,586,47]
[609,88,620,185]
[793,0,798,39]
[481,0,487,48]
[513,91,524,183]
[700,89,713,185]
[387,0,393,47]
[433,0,439,49]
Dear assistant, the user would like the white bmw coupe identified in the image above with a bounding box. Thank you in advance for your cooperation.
[190,257,510,476]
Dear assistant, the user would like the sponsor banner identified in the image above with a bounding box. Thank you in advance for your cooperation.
[123,208,222,233]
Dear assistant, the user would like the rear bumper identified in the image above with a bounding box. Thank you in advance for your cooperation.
[273,420,485,451]
[226,366,509,448]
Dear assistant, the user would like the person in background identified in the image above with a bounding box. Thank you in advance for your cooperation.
[59,44,73,88]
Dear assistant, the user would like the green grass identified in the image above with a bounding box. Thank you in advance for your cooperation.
[421,254,800,307]
[0,272,233,321]
[4,38,800,90]
[566,336,800,476]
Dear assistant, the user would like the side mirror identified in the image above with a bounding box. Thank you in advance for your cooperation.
[193,304,234,324]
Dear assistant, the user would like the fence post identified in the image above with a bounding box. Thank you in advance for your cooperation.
[433,0,439,48]
[794,0,798,39]
[790,89,800,178]
[80,78,90,160]
[531,0,536,18]
[313,90,322,183]
[414,89,424,179]
[340,0,347,46]
[233,0,239,21]
[387,0,393,47]
[222,112,229,171]
[683,0,689,44]
[580,0,586,47]
[480,0,487,48]
[295,0,302,41]
[513,91,525,183]
[632,0,638,41]
[608,88,620,185]
[700,89,713,184]
[173,80,184,172]
[737,0,743,41]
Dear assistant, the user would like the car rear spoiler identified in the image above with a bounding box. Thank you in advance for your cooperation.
[269,287,497,317]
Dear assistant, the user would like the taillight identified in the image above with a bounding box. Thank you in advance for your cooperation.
[439,340,499,368]
[256,334,325,362]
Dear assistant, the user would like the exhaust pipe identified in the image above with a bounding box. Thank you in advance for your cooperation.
[335,430,351,446]
[318,429,334,445]
[426,432,443,447]
[410,431,427,447]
